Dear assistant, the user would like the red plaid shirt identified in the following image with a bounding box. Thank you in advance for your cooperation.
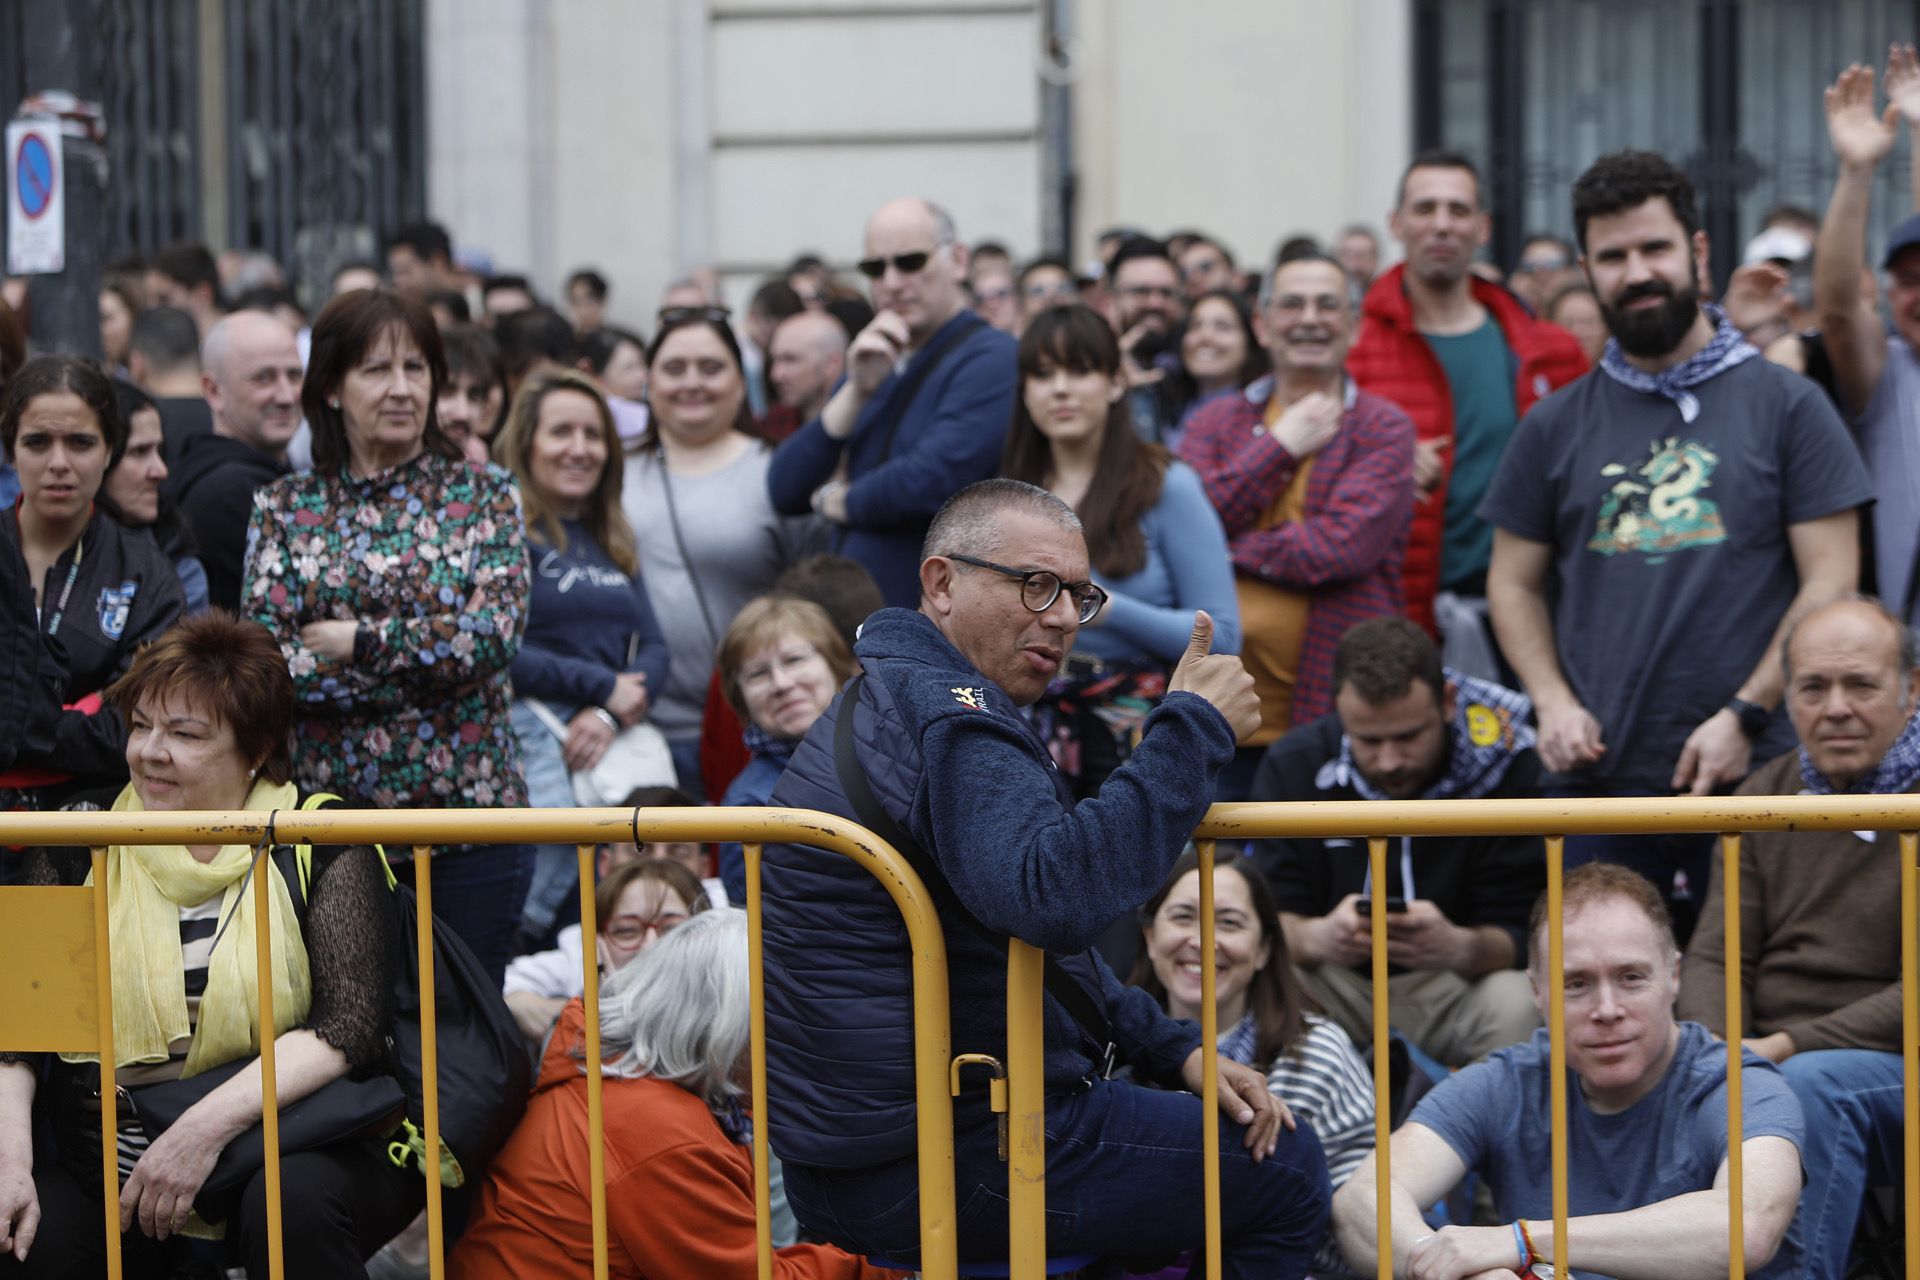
[1178,379,1415,726]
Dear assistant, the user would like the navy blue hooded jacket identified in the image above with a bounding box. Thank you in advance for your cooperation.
[762,607,1233,1170]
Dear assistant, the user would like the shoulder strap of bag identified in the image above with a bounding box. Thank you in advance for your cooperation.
[831,674,1114,1064]
[868,313,988,464]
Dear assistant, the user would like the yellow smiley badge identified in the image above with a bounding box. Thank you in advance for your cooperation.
[1465,704,1504,748]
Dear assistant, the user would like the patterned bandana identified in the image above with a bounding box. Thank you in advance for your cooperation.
[1798,706,1920,795]
[1329,671,1537,802]
[1597,303,1758,424]
[741,723,798,770]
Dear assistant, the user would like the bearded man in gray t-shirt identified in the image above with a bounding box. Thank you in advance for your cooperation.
[1478,151,1869,936]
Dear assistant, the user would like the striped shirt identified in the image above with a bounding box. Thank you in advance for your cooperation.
[114,893,224,1178]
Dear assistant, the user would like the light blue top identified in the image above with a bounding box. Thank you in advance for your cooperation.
[1078,460,1241,666]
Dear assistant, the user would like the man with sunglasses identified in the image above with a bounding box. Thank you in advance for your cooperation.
[768,197,1018,609]
[761,479,1336,1278]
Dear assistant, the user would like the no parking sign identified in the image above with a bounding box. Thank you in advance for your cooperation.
[7,120,65,274]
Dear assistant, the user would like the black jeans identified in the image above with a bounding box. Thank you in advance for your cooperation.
[8,1137,424,1280]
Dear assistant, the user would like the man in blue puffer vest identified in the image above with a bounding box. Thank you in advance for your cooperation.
[763,479,1334,1277]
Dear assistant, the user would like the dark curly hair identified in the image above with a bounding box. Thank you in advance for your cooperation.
[1571,150,1700,254]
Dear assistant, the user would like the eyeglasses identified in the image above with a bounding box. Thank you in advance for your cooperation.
[1514,257,1572,275]
[857,242,950,280]
[1118,283,1181,302]
[604,910,689,945]
[947,554,1108,624]
[657,304,732,326]
[738,645,822,693]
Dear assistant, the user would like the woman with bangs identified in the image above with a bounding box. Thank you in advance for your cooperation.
[999,305,1240,798]
[494,369,671,950]
[242,288,532,984]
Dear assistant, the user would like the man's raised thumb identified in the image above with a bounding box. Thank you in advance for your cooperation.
[1179,611,1214,667]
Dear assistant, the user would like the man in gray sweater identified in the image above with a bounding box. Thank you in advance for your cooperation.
[1679,595,1918,1280]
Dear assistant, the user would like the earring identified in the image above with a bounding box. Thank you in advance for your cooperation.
[248,767,257,778]
[329,399,340,409]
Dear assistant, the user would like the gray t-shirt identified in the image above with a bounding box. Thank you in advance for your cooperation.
[622,442,824,740]
[1479,358,1870,790]
[1857,336,1920,627]
[1411,1022,1806,1280]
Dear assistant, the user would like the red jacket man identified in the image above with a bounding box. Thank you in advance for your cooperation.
[1347,153,1590,635]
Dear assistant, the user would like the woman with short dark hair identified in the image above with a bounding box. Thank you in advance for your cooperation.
[0,610,417,1278]
[242,287,533,983]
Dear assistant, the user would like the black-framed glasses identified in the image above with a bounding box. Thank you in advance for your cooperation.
[657,304,732,326]
[948,554,1108,624]
[857,242,950,280]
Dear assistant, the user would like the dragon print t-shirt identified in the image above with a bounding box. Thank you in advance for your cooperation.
[1479,357,1870,790]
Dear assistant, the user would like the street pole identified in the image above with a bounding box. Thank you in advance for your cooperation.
[16,0,105,359]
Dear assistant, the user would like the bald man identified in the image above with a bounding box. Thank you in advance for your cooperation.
[1679,595,1917,1279]
[767,196,1017,606]
[768,310,849,425]
[167,312,304,610]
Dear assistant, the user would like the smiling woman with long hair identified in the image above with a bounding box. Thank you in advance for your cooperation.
[999,305,1240,797]
[620,309,821,796]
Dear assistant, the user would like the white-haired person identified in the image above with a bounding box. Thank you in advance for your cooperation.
[452,909,904,1280]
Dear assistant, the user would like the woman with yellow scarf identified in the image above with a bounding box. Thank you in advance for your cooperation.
[0,611,420,1279]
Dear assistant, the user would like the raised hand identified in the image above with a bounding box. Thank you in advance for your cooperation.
[1826,63,1899,170]
[1886,43,1920,127]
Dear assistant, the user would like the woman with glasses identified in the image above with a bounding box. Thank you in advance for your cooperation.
[457,910,901,1279]
[621,307,821,797]
[712,596,857,903]
[999,305,1239,797]
[501,858,710,1044]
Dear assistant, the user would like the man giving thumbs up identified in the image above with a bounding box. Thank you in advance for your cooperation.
[761,480,1333,1280]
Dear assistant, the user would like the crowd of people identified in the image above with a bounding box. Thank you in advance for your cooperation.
[0,45,1917,1280]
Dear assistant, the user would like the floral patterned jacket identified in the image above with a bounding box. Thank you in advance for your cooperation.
[242,451,531,808]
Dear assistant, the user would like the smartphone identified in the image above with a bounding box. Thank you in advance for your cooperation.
[1354,897,1407,915]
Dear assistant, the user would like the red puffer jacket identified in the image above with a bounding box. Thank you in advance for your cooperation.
[1346,266,1590,632]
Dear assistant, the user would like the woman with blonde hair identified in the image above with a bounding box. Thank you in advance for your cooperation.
[494,369,671,950]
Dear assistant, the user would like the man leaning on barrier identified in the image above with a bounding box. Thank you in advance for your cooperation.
[1679,595,1915,1280]
[1249,617,1545,1067]
[761,479,1334,1277]
[1332,863,1807,1279]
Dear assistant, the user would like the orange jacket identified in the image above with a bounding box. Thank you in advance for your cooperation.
[451,1000,901,1280]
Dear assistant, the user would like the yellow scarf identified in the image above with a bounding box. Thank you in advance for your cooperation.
[62,780,313,1077]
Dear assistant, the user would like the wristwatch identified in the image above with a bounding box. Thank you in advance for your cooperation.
[1725,696,1771,739]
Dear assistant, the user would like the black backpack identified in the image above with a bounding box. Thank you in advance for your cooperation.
[278,796,532,1190]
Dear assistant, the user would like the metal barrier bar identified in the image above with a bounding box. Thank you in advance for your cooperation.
[91,847,122,1280]
[253,840,285,1280]
[413,846,445,1280]
[1722,833,1745,1279]
[1903,831,1918,1280]
[1366,836,1391,1280]
[1006,941,1047,1280]
[1196,838,1222,1280]
[578,843,610,1280]
[1546,834,1568,1273]
[745,841,772,1280]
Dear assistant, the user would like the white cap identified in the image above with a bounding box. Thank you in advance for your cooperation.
[1743,226,1813,267]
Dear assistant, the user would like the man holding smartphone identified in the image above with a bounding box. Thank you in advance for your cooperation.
[1249,618,1544,1066]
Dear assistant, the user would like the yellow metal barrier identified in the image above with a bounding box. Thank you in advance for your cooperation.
[999,797,1920,1280]
[9,795,1918,1279]
[0,807,955,1280]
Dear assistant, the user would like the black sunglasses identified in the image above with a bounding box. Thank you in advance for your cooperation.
[857,243,949,280]
[657,304,732,326]
[948,554,1108,624]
